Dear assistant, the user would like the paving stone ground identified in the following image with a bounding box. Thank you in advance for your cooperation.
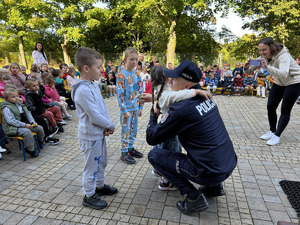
[0,95,300,225]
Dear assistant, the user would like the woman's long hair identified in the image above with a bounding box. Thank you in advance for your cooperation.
[34,42,47,61]
[150,66,168,115]
[259,37,283,56]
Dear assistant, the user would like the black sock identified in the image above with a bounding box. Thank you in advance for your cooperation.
[188,190,201,201]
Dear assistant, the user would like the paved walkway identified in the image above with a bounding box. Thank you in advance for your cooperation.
[0,95,300,225]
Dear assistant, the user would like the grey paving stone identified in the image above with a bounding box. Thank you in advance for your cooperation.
[17,215,38,225]
[0,210,15,224]
[24,190,44,200]
[161,206,180,222]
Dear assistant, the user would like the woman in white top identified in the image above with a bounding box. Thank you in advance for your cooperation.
[244,37,300,146]
[32,42,48,68]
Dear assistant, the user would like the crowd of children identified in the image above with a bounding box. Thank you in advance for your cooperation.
[198,62,274,97]
[0,62,78,160]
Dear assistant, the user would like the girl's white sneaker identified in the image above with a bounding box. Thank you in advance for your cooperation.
[260,131,274,140]
[266,135,280,146]
[0,146,6,153]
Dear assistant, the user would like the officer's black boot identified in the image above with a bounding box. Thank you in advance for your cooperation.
[177,193,209,215]
[199,183,226,197]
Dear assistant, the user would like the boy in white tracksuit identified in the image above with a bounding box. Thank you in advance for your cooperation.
[72,47,118,210]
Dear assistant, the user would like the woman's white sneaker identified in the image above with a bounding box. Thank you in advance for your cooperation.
[266,135,280,146]
[260,131,274,140]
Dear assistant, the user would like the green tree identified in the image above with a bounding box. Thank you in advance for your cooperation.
[0,0,50,68]
[49,0,98,64]
[233,0,300,44]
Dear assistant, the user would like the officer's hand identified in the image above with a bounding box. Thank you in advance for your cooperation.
[154,108,161,116]
[138,109,142,117]
[142,93,156,102]
[195,89,212,100]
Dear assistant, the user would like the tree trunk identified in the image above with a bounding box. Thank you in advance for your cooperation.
[18,36,27,68]
[61,33,71,65]
[167,21,176,65]
[4,52,9,65]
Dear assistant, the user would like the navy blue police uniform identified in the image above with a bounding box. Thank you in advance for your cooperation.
[146,60,237,214]
[147,83,237,194]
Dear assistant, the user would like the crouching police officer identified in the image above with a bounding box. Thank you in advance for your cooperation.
[146,60,237,215]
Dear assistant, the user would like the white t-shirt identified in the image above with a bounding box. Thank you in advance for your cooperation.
[32,50,48,67]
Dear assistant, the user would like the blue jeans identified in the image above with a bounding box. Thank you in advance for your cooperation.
[155,136,182,153]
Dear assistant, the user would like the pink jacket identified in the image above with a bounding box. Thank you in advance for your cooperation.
[0,82,5,97]
[44,85,60,101]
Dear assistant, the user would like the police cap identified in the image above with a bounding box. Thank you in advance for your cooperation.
[163,60,202,83]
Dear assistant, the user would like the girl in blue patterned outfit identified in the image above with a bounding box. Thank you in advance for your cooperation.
[117,47,144,164]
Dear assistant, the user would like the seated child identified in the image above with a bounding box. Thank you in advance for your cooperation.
[206,72,218,95]
[30,64,40,74]
[107,69,117,97]
[233,62,244,78]
[40,63,48,74]
[243,73,255,95]
[60,63,68,80]
[230,72,244,96]
[0,69,11,98]
[1,88,44,157]
[52,69,76,110]
[20,65,28,78]
[25,78,64,136]
[44,76,71,119]
[221,70,233,95]
[67,68,77,88]
[9,63,26,97]
[256,72,268,98]
[94,74,109,98]
[212,65,220,81]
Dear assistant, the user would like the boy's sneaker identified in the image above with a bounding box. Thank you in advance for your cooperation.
[58,120,67,125]
[158,178,177,191]
[260,131,274,140]
[65,114,72,120]
[48,127,59,138]
[266,135,280,146]
[129,148,143,158]
[25,148,39,157]
[82,193,107,210]
[120,152,136,164]
[45,137,60,145]
[95,184,118,196]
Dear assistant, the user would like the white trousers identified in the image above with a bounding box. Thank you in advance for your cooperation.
[80,138,107,196]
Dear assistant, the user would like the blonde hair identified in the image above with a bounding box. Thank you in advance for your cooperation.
[45,75,55,84]
[9,63,20,72]
[20,65,26,71]
[26,78,38,87]
[75,47,102,72]
[28,72,41,80]
[3,88,18,99]
[0,68,11,77]
[124,46,138,58]
[4,84,17,91]
[30,64,39,73]
[41,73,50,83]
